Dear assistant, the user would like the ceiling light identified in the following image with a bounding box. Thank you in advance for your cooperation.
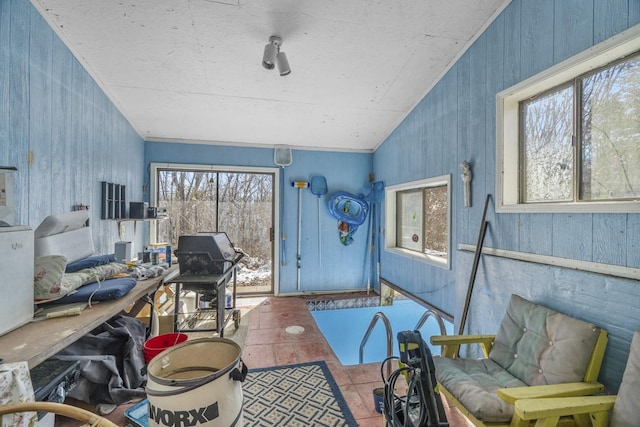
[262,36,291,76]
[276,51,290,76]
[262,37,277,69]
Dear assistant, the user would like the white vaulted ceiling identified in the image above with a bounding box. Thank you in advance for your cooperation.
[32,0,510,152]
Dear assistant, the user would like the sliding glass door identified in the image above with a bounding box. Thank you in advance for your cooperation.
[153,165,275,295]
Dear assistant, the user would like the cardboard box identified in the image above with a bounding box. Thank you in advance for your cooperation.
[137,312,175,336]
[132,286,176,335]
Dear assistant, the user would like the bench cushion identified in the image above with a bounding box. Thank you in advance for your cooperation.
[434,295,602,422]
[611,331,640,427]
[489,294,601,386]
[434,356,526,422]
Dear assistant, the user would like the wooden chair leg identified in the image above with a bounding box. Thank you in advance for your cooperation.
[533,416,560,427]
[509,415,531,427]
[572,413,592,427]
[589,411,610,427]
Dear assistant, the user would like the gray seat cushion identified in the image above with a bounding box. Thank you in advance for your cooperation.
[611,331,640,427]
[433,356,526,422]
[434,295,602,422]
[489,294,600,386]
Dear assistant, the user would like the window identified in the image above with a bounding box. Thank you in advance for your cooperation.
[497,24,640,213]
[385,175,451,268]
[521,84,574,202]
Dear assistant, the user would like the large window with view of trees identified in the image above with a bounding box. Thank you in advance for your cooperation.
[521,53,640,203]
[497,25,640,213]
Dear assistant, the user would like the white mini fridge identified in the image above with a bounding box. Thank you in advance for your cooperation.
[0,225,34,336]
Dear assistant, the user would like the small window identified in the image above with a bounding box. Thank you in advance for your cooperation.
[385,175,451,268]
[497,24,640,213]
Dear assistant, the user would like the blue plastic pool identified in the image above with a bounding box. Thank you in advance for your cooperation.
[310,299,453,365]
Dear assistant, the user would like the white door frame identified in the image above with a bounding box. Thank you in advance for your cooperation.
[150,162,280,295]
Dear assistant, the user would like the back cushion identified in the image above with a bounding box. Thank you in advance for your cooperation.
[489,294,600,386]
[611,331,640,427]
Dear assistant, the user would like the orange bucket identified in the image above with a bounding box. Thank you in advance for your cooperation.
[144,333,188,363]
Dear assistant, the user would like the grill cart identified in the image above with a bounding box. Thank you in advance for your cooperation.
[167,232,244,336]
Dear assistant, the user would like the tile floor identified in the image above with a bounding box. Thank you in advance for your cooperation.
[239,294,473,426]
[56,293,473,426]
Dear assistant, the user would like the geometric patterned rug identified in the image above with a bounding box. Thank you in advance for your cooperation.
[243,361,357,426]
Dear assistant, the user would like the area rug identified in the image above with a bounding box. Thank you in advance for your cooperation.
[243,361,357,426]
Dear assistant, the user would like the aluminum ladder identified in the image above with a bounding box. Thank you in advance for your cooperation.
[359,308,449,377]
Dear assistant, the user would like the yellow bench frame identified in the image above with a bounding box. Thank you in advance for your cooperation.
[430,329,608,427]
[513,395,617,427]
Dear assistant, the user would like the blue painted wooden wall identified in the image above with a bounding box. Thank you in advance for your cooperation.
[374,0,640,391]
[0,0,145,255]
[145,143,373,294]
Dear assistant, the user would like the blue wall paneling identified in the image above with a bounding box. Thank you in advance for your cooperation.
[372,0,640,392]
[0,0,145,255]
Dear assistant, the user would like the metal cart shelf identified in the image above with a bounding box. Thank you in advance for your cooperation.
[166,253,243,337]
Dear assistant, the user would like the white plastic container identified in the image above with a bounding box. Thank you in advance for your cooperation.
[0,226,34,336]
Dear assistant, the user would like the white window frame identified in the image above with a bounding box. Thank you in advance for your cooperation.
[385,174,451,269]
[496,23,640,213]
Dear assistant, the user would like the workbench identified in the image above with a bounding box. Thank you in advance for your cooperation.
[0,266,178,369]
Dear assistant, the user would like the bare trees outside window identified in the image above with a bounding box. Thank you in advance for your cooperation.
[157,169,273,294]
[520,52,640,204]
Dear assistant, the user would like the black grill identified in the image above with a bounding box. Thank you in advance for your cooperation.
[175,232,239,275]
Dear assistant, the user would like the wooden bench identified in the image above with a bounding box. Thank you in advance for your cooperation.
[512,330,640,427]
[430,294,608,427]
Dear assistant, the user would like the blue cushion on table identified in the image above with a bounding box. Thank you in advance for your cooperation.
[48,277,136,304]
[65,254,116,273]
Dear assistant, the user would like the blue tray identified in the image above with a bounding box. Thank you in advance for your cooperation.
[125,399,148,427]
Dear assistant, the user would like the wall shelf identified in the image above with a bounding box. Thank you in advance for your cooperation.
[115,217,168,239]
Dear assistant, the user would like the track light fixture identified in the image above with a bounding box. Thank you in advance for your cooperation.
[262,36,291,76]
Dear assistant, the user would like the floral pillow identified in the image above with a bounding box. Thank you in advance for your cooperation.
[0,361,37,427]
[34,255,68,302]
[36,260,129,304]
